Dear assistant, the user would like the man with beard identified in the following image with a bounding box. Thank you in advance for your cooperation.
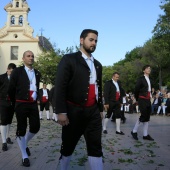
[131,65,154,141]
[55,29,103,170]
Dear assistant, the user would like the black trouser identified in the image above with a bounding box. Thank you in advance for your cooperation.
[40,102,49,111]
[15,102,40,136]
[138,98,151,122]
[105,101,121,119]
[61,103,103,157]
[0,100,14,125]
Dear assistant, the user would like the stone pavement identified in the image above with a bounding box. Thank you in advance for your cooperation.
[0,110,170,170]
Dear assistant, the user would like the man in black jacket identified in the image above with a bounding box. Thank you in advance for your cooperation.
[131,65,154,141]
[0,63,16,151]
[9,50,41,167]
[103,72,125,135]
[55,29,103,170]
[38,83,50,120]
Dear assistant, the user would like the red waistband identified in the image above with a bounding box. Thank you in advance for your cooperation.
[16,100,36,103]
[139,92,150,100]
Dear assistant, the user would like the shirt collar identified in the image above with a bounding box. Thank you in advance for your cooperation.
[80,51,94,62]
[24,65,34,72]
[112,79,117,84]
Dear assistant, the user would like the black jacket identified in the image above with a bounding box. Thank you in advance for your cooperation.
[0,73,10,100]
[8,66,41,102]
[54,51,103,113]
[49,86,55,106]
[134,76,152,101]
[104,80,125,104]
[152,98,162,106]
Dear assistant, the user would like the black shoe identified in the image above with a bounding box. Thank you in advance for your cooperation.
[22,158,30,167]
[26,147,31,156]
[6,137,13,144]
[103,130,108,134]
[131,131,138,140]
[47,118,51,120]
[143,135,154,141]
[2,143,8,151]
[40,118,43,120]
[111,119,115,122]
[116,131,124,135]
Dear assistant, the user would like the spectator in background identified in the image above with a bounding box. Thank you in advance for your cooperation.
[151,93,162,115]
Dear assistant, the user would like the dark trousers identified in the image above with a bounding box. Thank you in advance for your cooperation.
[40,102,49,111]
[0,100,14,125]
[15,102,40,136]
[105,101,121,119]
[138,98,151,122]
[61,103,103,157]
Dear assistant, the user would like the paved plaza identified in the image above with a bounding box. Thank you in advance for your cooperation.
[0,110,170,170]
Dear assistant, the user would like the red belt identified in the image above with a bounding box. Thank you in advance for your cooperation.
[139,92,150,100]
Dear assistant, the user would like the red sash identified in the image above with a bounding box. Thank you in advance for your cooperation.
[84,84,96,107]
[16,90,35,103]
[42,96,48,103]
[116,92,120,101]
[29,91,34,101]
[139,92,150,100]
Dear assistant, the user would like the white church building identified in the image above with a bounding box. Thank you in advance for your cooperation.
[0,0,51,74]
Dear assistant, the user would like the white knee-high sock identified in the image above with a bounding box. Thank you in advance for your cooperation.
[60,155,71,170]
[88,156,103,170]
[0,125,7,143]
[136,106,139,113]
[133,119,141,133]
[17,136,28,159]
[39,111,43,119]
[103,118,109,131]
[6,124,11,139]
[53,113,58,121]
[143,122,149,136]
[116,118,121,132]
[25,131,35,148]
[46,111,50,119]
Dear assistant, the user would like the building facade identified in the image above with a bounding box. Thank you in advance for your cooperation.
[0,0,42,74]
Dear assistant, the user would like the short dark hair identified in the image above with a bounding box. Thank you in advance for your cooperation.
[142,65,150,71]
[112,72,119,76]
[23,50,34,58]
[80,29,98,39]
[7,63,16,69]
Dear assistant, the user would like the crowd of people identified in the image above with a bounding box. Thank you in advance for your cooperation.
[0,29,170,170]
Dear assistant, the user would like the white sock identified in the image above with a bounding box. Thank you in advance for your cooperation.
[46,111,50,119]
[53,113,58,121]
[6,124,11,139]
[103,118,109,131]
[116,118,121,132]
[25,131,35,148]
[143,122,148,136]
[17,136,28,159]
[88,156,103,170]
[39,111,43,119]
[0,125,7,143]
[133,119,141,133]
[136,106,139,112]
[60,155,71,170]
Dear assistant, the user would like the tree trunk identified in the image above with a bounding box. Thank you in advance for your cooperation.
[159,67,162,89]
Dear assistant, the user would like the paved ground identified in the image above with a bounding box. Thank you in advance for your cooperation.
[0,109,170,170]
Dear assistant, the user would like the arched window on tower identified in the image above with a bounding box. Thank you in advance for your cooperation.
[11,16,15,25]
[19,15,23,25]
[16,2,19,7]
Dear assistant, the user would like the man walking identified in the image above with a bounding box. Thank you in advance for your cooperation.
[55,29,103,170]
[9,50,41,167]
[103,72,125,135]
[131,65,154,141]
[0,63,16,151]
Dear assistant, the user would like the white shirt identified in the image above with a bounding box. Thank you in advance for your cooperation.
[112,79,120,92]
[24,66,37,100]
[81,51,98,101]
[144,75,151,92]
[43,89,48,99]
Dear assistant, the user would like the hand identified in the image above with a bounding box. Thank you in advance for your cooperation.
[57,114,69,126]
[100,112,104,119]
[104,104,109,111]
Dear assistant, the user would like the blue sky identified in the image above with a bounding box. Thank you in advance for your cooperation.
[0,0,163,66]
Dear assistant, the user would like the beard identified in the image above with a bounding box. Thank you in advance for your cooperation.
[83,44,96,54]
